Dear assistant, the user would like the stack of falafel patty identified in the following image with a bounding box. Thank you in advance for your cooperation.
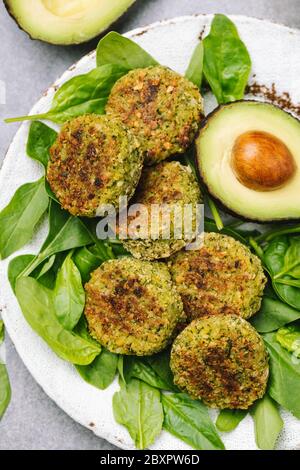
[46,65,268,410]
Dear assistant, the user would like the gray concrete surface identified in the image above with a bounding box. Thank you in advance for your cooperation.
[0,0,300,450]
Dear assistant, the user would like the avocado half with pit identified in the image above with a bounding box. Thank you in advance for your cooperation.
[4,0,136,45]
[196,101,300,221]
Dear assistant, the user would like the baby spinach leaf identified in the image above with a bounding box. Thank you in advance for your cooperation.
[73,316,98,345]
[26,121,57,168]
[8,254,35,292]
[73,245,103,283]
[0,363,11,421]
[276,238,300,279]
[203,14,251,104]
[53,252,85,330]
[81,218,115,261]
[117,356,125,383]
[113,378,163,449]
[6,64,127,124]
[76,349,118,390]
[276,325,300,358]
[20,201,93,277]
[96,31,158,70]
[251,296,300,333]
[162,393,225,450]
[264,236,300,309]
[35,255,56,279]
[185,41,204,88]
[264,332,300,418]
[15,277,100,365]
[123,356,174,391]
[0,178,49,260]
[0,320,11,421]
[216,409,247,432]
[146,349,177,391]
[250,394,283,450]
[0,321,4,344]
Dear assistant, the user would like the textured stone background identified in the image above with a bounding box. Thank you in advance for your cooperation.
[1,0,300,450]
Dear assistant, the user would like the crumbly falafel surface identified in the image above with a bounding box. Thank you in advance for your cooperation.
[106,66,203,165]
[84,257,184,355]
[169,232,266,321]
[47,114,143,217]
[120,161,203,260]
[171,314,269,409]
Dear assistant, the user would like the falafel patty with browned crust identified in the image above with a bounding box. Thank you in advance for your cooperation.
[106,66,203,165]
[120,161,203,260]
[84,257,184,355]
[171,314,269,409]
[169,232,266,322]
[47,114,143,217]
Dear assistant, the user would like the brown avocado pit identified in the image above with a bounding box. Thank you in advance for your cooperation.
[231,130,296,191]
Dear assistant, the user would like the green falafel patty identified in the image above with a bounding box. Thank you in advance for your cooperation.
[84,257,184,355]
[169,232,266,321]
[47,114,143,217]
[171,314,269,409]
[120,161,203,260]
[106,66,203,165]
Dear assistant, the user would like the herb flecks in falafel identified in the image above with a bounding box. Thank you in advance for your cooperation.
[120,161,203,260]
[47,114,143,217]
[106,66,203,165]
[84,257,184,355]
[169,232,266,321]
[171,314,269,409]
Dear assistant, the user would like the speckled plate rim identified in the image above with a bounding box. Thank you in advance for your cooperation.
[1,14,300,450]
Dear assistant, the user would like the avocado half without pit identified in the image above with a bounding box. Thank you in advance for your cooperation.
[4,0,136,45]
[196,101,300,221]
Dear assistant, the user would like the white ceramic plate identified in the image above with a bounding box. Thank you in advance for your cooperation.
[1,15,300,450]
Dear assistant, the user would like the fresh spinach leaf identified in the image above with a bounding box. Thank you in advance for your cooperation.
[97,31,157,70]
[162,393,225,450]
[251,296,300,333]
[36,255,56,279]
[146,349,177,391]
[264,236,300,309]
[216,409,247,432]
[73,245,103,283]
[8,254,35,292]
[15,277,100,365]
[0,178,49,260]
[203,14,251,104]
[0,320,11,421]
[250,394,283,450]
[113,378,163,449]
[76,349,118,390]
[19,201,93,277]
[81,218,115,261]
[264,332,300,418]
[185,41,204,87]
[276,238,300,279]
[123,356,175,391]
[6,64,127,124]
[0,321,4,344]
[117,356,125,383]
[276,325,300,358]
[73,315,99,347]
[26,121,57,168]
[53,252,85,330]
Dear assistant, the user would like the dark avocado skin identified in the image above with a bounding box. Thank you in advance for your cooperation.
[3,0,136,46]
[195,100,300,223]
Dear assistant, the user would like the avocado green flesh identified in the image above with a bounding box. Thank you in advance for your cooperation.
[196,101,300,221]
[5,0,135,45]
